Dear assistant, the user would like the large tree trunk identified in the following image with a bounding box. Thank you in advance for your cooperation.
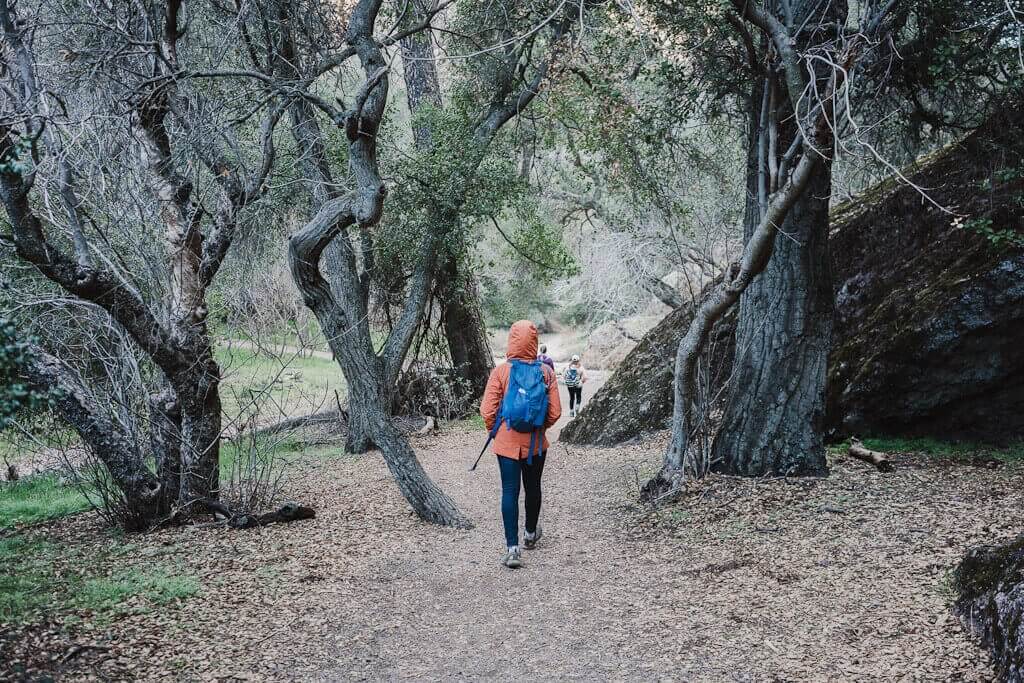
[173,359,223,504]
[314,306,471,528]
[344,349,388,454]
[438,256,494,400]
[712,166,833,477]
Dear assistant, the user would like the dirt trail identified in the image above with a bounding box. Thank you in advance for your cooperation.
[323,375,629,681]
[8,368,1011,681]
[300,379,1002,681]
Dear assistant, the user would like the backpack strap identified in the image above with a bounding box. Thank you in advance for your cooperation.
[526,429,537,466]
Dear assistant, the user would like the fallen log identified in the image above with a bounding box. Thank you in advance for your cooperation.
[847,439,894,472]
[198,499,316,529]
[250,408,344,438]
[230,502,316,529]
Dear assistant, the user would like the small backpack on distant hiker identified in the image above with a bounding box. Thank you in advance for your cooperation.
[563,365,582,387]
[470,359,549,470]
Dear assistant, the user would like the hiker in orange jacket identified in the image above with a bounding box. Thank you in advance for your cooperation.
[480,320,561,568]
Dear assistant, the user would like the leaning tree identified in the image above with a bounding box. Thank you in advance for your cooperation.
[244,0,584,525]
[0,0,282,527]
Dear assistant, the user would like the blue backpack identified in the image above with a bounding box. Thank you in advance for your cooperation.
[470,360,549,470]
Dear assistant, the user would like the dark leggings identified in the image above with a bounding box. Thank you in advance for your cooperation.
[497,453,546,548]
[568,386,583,410]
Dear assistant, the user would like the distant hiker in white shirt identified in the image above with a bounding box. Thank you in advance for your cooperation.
[563,354,587,418]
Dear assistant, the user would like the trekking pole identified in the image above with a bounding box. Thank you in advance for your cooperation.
[469,435,493,472]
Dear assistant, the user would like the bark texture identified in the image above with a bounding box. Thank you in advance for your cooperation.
[713,168,833,476]
[438,259,494,400]
[23,351,165,529]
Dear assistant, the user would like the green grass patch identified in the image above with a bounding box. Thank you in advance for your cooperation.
[451,413,486,431]
[216,345,347,424]
[0,536,59,622]
[76,569,198,614]
[0,533,198,625]
[834,436,1024,463]
[0,475,91,529]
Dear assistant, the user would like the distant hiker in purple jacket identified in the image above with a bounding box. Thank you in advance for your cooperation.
[537,344,555,371]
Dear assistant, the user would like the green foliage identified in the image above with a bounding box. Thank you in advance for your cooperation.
[480,272,557,328]
[957,216,1024,249]
[954,154,1024,250]
[0,135,32,177]
[0,534,197,625]
[0,319,56,431]
[0,475,91,529]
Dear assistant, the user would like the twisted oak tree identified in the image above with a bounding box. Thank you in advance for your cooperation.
[279,0,578,525]
[0,0,281,527]
[648,0,875,489]
[274,0,469,526]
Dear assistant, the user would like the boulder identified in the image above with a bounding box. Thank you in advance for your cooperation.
[954,535,1024,680]
[561,300,735,446]
[582,315,664,370]
[826,99,1024,443]
[563,100,1024,446]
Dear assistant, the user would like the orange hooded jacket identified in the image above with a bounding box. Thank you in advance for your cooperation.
[480,320,562,459]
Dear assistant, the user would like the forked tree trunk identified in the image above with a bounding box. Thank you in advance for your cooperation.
[395,0,494,402]
[310,303,471,528]
[712,165,833,477]
[344,350,388,454]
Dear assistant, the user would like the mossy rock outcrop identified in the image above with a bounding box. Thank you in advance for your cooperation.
[560,297,735,446]
[954,536,1024,680]
[827,100,1024,442]
[563,99,1024,447]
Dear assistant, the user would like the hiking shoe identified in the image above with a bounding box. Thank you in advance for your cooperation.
[502,546,523,568]
[524,526,543,550]
[570,409,576,418]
